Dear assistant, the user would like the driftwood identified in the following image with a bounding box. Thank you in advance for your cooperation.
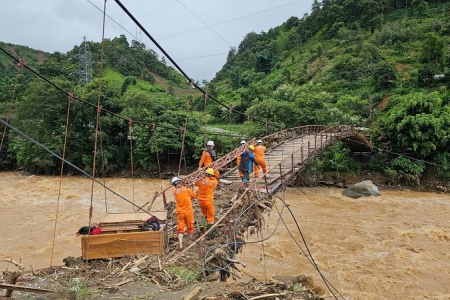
[225,257,247,267]
[182,286,203,300]
[114,278,134,287]
[0,259,25,271]
[248,293,286,300]
[130,255,149,269]
[0,282,52,294]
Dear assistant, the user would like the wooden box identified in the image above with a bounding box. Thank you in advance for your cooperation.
[81,211,166,260]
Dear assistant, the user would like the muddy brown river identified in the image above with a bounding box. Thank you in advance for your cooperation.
[0,171,449,299]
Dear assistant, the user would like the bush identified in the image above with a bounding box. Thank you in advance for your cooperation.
[386,156,425,185]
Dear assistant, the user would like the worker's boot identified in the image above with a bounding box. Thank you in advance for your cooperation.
[206,223,215,240]
[200,216,206,232]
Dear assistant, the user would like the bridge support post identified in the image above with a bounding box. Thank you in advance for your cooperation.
[301,145,303,162]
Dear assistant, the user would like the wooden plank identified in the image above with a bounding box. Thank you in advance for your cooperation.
[0,283,52,293]
[81,231,163,260]
[183,287,204,300]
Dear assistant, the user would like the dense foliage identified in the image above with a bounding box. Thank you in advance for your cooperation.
[1,2,450,184]
[0,37,229,175]
[207,1,450,184]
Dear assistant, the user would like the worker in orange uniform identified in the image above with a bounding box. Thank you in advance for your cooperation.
[171,176,196,250]
[198,140,220,179]
[253,140,267,177]
[195,168,218,234]
[236,140,246,182]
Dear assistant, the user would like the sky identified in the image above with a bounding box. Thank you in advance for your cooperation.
[0,0,313,81]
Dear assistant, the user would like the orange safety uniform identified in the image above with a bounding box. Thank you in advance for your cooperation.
[195,176,218,224]
[173,186,196,234]
[199,150,220,179]
[236,154,243,178]
[253,144,267,177]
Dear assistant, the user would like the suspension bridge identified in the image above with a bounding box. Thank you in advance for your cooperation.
[137,124,372,261]
[147,124,371,210]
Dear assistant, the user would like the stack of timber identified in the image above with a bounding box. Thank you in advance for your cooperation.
[81,211,167,260]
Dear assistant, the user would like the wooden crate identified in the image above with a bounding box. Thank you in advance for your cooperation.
[81,211,166,260]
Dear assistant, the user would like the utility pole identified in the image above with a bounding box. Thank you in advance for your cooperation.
[77,37,93,86]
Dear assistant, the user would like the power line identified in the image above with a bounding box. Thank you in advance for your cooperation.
[175,0,232,47]
[158,0,304,40]
[113,0,283,130]
[0,46,268,140]
[0,118,152,216]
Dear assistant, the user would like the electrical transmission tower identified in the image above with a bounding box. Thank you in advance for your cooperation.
[77,37,93,86]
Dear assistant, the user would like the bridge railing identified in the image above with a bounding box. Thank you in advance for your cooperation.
[255,124,361,193]
[140,125,363,210]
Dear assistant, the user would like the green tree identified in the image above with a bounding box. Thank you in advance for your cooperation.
[372,61,398,91]
[373,92,450,158]
[420,33,445,71]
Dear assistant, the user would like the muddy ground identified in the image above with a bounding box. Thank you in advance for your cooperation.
[1,181,325,300]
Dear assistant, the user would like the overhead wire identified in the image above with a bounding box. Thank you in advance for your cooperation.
[113,0,283,131]
[0,59,24,154]
[0,118,153,216]
[50,93,73,267]
[85,0,108,264]
[158,0,305,41]
[273,194,345,300]
[0,45,248,140]
[175,0,232,47]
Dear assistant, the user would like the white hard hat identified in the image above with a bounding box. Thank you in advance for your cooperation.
[207,141,214,146]
[171,177,181,186]
[257,140,263,144]
[240,140,246,145]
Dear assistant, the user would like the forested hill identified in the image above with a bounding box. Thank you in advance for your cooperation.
[1,2,449,186]
[205,0,450,183]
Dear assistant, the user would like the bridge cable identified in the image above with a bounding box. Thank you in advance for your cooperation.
[0,59,24,154]
[86,0,108,265]
[0,118,153,216]
[128,118,136,207]
[273,194,345,300]
[0,46,247,140]
[50,93,73,267]
[113,0,282,131]
[177,108,189,177]
[99,117,109,213]
[343,137,448,170]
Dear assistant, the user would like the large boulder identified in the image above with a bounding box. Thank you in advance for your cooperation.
[342,180,381,198]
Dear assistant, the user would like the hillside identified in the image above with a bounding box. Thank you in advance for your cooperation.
[1,1,449,186]
[205,0,450,185]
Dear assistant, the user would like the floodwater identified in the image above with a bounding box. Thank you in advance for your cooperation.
[0,171,449,299]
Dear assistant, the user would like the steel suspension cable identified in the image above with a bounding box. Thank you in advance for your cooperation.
[0,118,152,215]
[177,104,190,176]
[129,118,135,207]
[0,59,24,154]
[86,0,108,264]
[98,119,109,213]
[113,0,282,131]
[0,46,247,140]
[50,93,73,267]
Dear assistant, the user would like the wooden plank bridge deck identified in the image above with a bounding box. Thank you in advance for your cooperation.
[144,124,371,211]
